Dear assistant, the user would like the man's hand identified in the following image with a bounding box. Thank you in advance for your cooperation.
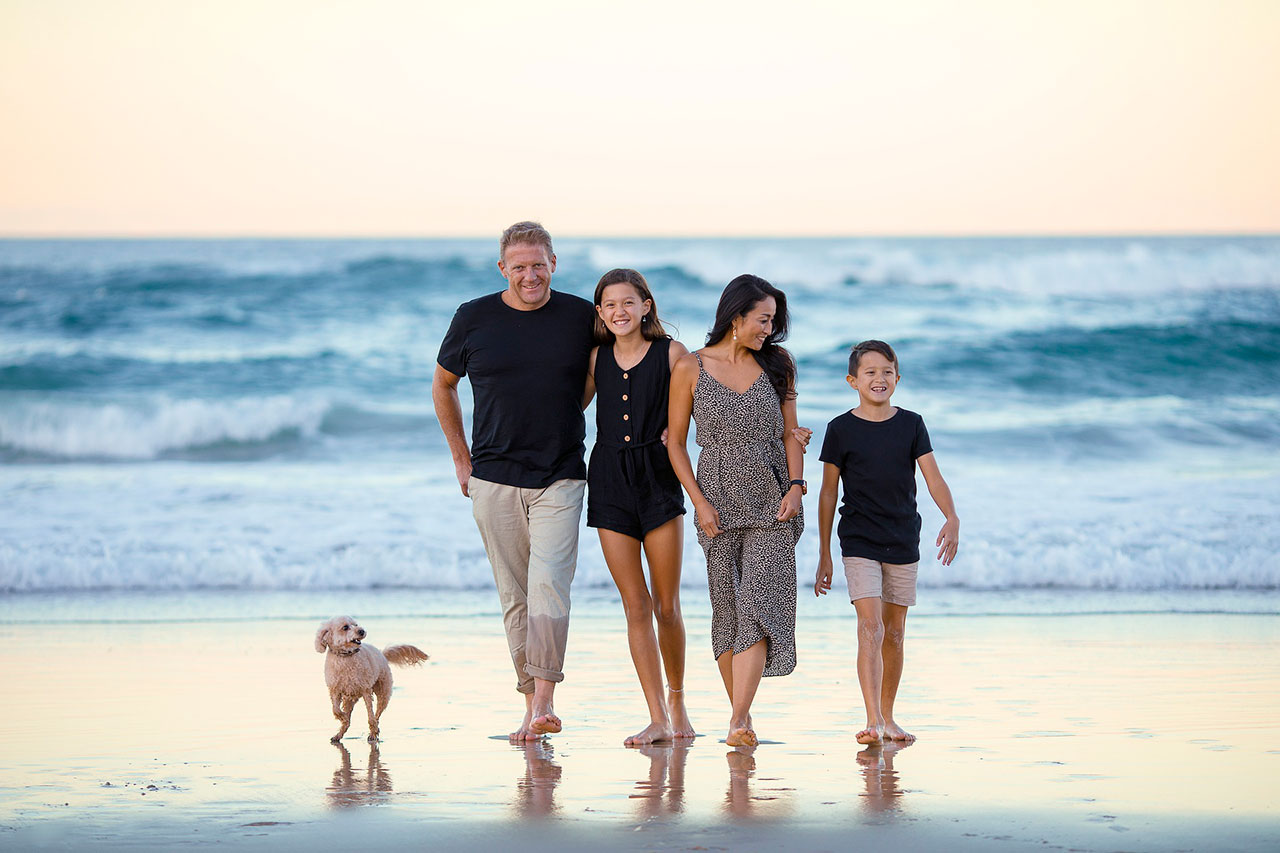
[814,553,833,597]
[455,457,473,497]
[936,517,959,565]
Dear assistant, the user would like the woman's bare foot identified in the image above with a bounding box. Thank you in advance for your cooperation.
[668,688,696,739]
[625,720,674,746]
[725,721,758,747]
[883,720,915,743]
[856,725,882,745]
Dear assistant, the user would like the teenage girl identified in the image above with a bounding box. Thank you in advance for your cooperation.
[586,268,695,745]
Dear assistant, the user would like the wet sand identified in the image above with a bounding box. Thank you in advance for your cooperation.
[1,591,1278,851]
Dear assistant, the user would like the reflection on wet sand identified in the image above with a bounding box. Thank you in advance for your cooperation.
[628,743,689,819]
[514,741,562,818]
[857,741,910,814]
[724,747,796,819]
[326,742,392,809]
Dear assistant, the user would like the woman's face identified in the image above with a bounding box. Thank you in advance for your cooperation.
[597,283,651,339]
[733,296,776,350]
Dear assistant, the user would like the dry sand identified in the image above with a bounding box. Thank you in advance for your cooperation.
[1,591,1277,851]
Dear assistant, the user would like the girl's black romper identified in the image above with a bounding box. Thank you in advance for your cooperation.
[587,337,686,539]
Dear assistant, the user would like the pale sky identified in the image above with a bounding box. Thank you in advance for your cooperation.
[1,0,1277,236]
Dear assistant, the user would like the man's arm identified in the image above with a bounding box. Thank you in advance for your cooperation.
[917,452,959,565]
[432,364,472,497]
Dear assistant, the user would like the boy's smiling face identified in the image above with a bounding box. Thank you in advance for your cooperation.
[847,350,899,405]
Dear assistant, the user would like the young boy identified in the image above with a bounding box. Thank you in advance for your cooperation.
[814,340,959,745]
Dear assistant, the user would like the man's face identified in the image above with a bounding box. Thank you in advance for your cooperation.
[498,242,555,309]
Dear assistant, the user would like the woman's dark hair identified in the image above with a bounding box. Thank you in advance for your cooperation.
[592,269,670,344]
[706,274,796,401]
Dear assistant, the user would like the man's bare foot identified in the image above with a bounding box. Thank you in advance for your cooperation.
[883,720,915,743]
[625,720,673,746]
[856,725,882,745]
[530,707,562,735]
[726,725,758,747]
[668,688,696,739]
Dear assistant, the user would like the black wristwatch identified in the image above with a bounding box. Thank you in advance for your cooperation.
[789,479,807,493]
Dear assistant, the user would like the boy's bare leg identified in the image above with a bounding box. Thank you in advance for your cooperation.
[853,596,885,744]
[880,602,914,742]
[644,519,695,738]
[600,529,673,745]
[726,639,765,747]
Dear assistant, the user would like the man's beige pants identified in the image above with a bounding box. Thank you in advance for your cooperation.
[469,476,585,694]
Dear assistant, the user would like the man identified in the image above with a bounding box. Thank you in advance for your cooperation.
[433,221,596,741]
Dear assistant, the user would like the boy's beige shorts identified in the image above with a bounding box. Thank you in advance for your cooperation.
[843,556,918,606]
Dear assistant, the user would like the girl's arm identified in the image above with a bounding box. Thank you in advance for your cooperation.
[667,353,721,538]
[581,346,598,411]
[776,389,804,522]
[813,462,841,596]
[917,452,959,565]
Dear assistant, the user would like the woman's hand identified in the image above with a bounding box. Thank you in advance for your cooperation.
[776,485,803,522]
[695,498,723,539]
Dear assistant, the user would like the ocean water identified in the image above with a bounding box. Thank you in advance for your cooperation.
[2,236,1278,603]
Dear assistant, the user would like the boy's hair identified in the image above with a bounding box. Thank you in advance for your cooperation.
[500,221,554,260]
[849,339,899,374]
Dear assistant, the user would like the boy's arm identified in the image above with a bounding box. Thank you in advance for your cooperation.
[917,452,959,565]
[814,462,841,596]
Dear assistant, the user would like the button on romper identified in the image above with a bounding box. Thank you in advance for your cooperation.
[587,338,686,539]
[692,353,802,677]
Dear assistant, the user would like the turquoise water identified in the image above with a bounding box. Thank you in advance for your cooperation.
[2,236,1278,594]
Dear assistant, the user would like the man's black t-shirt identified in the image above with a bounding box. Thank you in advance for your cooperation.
[819,408,933,564]
[437,290,595,488]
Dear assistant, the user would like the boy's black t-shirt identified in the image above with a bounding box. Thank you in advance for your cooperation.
[819,408,933,564]
[437,290,595,489]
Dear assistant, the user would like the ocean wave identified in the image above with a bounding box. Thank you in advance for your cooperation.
[0,395,338,460]
[577,237,1280,296]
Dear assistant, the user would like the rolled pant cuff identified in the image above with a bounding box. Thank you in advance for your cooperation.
[515,680,535,695]
[524,664,564,683]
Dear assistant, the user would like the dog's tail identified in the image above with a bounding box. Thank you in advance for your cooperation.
[383,644,430,667]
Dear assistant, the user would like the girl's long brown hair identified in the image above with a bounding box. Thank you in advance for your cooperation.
[592,268,671,344]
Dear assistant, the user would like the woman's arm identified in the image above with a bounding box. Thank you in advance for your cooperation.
[776,389,804,522]
[668,353,721,538]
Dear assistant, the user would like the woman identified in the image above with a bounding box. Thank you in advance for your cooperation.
[586,268,696,745]
[667,274,805,748]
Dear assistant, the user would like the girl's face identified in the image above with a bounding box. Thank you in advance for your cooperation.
[732,296,776,350]
[597,283,651,340]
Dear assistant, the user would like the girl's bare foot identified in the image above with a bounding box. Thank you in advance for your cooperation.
[624,720,674,746]
[856,725,882,745]
[668,687,696,739]
[883,720,915,743]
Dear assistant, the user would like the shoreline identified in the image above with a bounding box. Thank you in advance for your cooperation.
[2,595,1277,850]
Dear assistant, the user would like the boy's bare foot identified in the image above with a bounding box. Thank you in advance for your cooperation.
[883,720,915,743]
[856,726,882,745]
[624,721,673,745]
[668,688,696,739]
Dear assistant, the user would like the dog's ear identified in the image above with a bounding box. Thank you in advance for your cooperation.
[315,624,331,653]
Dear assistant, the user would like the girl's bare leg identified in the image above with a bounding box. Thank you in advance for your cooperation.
[643,517,695,738]
[600,528,673,745]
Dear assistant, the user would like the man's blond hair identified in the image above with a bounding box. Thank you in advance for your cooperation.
[500,221,554,261]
